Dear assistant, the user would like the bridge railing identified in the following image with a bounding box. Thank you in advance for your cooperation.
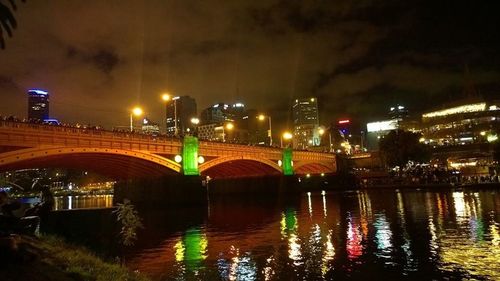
[0,120,181,143]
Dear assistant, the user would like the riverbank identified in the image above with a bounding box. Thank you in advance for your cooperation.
[0,235,149,281]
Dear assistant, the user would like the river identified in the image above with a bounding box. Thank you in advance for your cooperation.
[54,188,500,280]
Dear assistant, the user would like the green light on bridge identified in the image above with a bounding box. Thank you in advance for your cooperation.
[282,148,294,176]
[182,136,199,175]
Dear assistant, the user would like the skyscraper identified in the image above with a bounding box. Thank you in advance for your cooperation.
[292,98,320,149]
[28,89,49,121]
[165,96,197,136]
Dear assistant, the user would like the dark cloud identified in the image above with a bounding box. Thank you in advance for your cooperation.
[0,0,499,132]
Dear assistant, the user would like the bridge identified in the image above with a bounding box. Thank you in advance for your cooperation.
[0,121,336,179]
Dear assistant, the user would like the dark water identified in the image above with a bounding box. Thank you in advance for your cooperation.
[60,189,500,281]
[53,195,113,210]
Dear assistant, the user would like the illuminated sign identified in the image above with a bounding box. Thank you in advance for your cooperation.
[422,103,486,119]
[367,120,398,132]
[338,120,350,124]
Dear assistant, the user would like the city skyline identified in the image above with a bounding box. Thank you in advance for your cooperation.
[1,1,500,131]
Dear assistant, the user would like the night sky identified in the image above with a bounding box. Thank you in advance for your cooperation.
[1,0,499,132]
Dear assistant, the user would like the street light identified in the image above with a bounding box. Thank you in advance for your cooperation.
[161,93,179,137]
[130,106,143,132]
[190,117,200,136]
[318,127,333,152]
[219,122,234,142]
[281,131,293,148]
[257,114,273,146]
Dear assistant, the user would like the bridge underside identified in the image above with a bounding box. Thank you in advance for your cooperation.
[0,153,179,180]
[294,162,335,175]
[201,159,282,179]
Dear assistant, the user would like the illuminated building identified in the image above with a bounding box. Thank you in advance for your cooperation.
[28,89,49,121]
[292,98,320,149]
[420,100,500,146]
[141,118,160,135]
[199,102,249,143]
[389,105,408,120]
[166,96,197,136]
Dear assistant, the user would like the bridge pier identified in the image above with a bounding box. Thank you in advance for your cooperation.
[114,175,206,208]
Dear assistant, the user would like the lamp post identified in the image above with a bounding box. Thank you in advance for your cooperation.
[161,93,170,134]
[223,122,234,142]
[258,114,273,146]
[130,106,143,132]
[318,127,333,152]
[190,117,200,136]
[281,131,293,148]
[161,93,179,137]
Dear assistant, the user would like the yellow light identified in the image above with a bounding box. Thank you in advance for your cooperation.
[311,98,315,102]
[225,123,234,130]
[422,102,486,119]
[318,128,325,135]
[258,114,266,121]
[419,137,426,143]
[132,107,143,116]
[191,117,200,125]
[487,134,498,142]
[278,160,282,167]
[283,132,293,140]
[480,131,486,136]
[161,93,171,102]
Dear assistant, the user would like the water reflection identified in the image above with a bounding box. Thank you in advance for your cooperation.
[123,189,500,280]
[53,195,113,210]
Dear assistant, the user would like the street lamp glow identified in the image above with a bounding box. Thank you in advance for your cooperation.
[191,117,200,125]
[318,128,325,135]
[258,114,266,121]
[225,123,234,130]
[132,107,143,116]
[161,93,171,102]
[130,106,144,132]
[283,132,293,140]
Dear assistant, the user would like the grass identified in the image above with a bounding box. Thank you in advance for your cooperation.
[0,235,150,281]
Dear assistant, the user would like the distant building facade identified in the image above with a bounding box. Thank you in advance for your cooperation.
[198,102,249,143]
[28,89,49,121]
[292,98,320,149]
[141,118,160,135]
[166,96,197,136]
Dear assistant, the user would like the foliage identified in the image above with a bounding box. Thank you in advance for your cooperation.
[113,199,143,247]
[0,235,150,281]
[379,129,430,168]
[0,0,25,49]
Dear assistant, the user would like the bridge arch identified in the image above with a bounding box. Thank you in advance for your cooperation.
[199,155,282,179]
[0,147,181,179]
[293,161,335,175]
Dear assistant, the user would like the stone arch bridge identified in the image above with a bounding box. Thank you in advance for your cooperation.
[0,121,336,180]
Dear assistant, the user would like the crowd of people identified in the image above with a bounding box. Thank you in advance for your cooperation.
[359,164,499,187]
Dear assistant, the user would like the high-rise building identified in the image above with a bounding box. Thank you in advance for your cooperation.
[28,89,49,121]
[166,96,197,136]
[292,98,320,149]
[200,103,230,125]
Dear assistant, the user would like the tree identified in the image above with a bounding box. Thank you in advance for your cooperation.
[379,129,430,168]
[0,0,25,49]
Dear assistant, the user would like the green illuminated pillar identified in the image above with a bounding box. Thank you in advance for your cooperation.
[282,147,294,175]
[182,136,199,175]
